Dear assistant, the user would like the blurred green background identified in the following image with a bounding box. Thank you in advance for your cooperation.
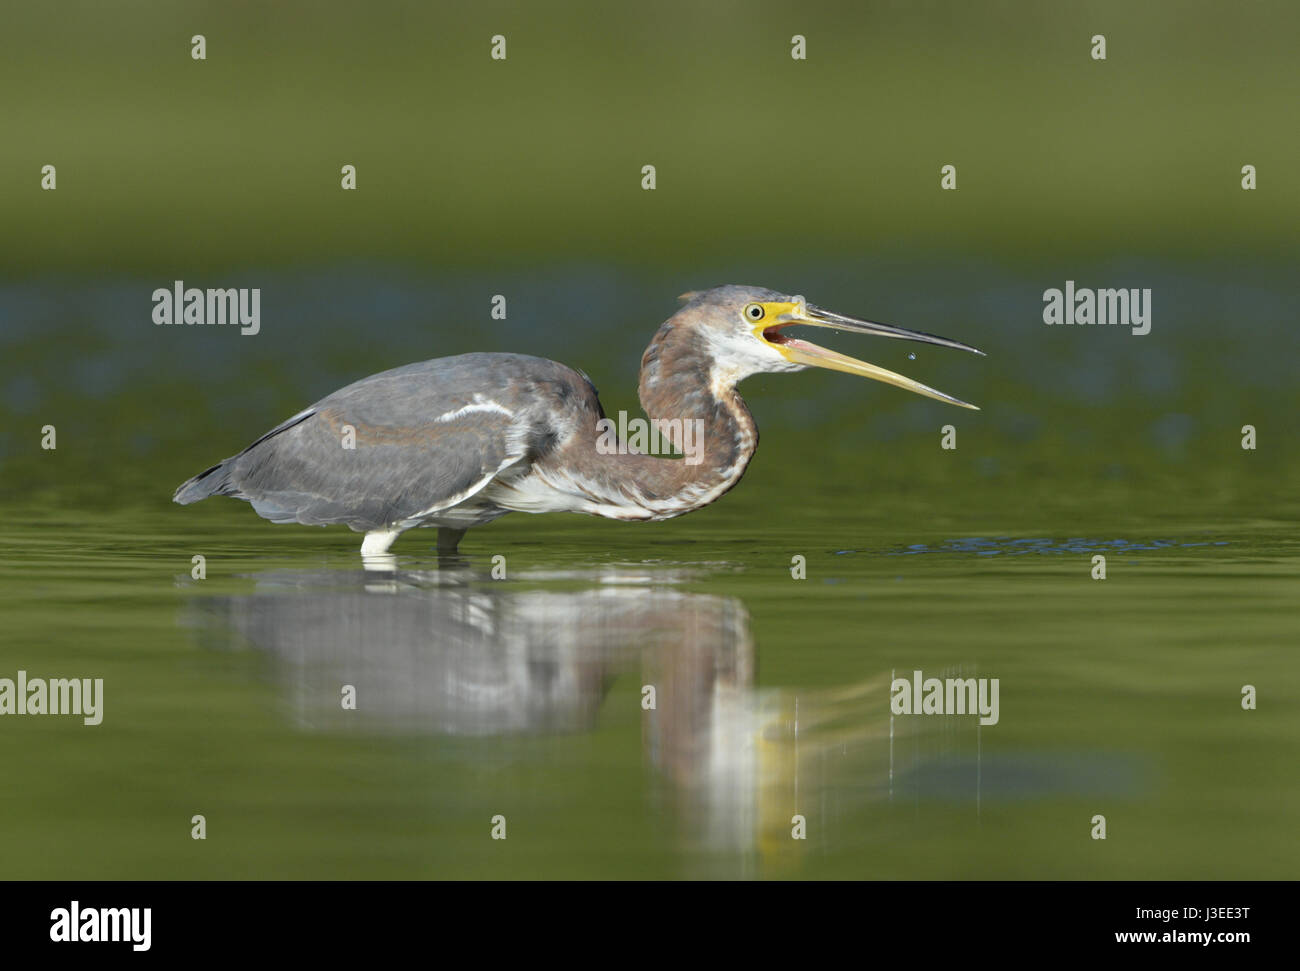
[2,0,1298,272]
[0,1,1296,879]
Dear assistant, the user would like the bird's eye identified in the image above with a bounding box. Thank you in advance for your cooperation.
[745,303,765,321]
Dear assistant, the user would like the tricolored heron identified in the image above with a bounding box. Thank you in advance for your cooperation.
[174,285,983,554]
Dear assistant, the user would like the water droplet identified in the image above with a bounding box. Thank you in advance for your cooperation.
[908,353,916,360]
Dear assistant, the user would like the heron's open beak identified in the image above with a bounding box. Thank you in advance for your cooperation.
[756,301,984,409]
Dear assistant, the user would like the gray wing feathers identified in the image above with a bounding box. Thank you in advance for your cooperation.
[173,353,586,532]
[236,405,517,531]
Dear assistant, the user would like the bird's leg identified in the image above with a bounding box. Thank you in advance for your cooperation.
[360,528,400,556]
[437,527,466,554]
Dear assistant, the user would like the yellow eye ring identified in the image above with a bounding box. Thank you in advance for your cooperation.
[744,303,765,321]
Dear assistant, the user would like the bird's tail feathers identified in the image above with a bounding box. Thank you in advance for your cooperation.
[173,461,232,504]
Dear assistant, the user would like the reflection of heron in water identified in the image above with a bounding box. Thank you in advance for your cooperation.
[186,565,749,736]
[183,565,948,867]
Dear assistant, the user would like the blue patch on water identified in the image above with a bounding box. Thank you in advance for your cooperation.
[836,536,1229,557]
[899,752,1148,803]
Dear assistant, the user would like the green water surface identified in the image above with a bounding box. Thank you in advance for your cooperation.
[0,490,1295,879]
